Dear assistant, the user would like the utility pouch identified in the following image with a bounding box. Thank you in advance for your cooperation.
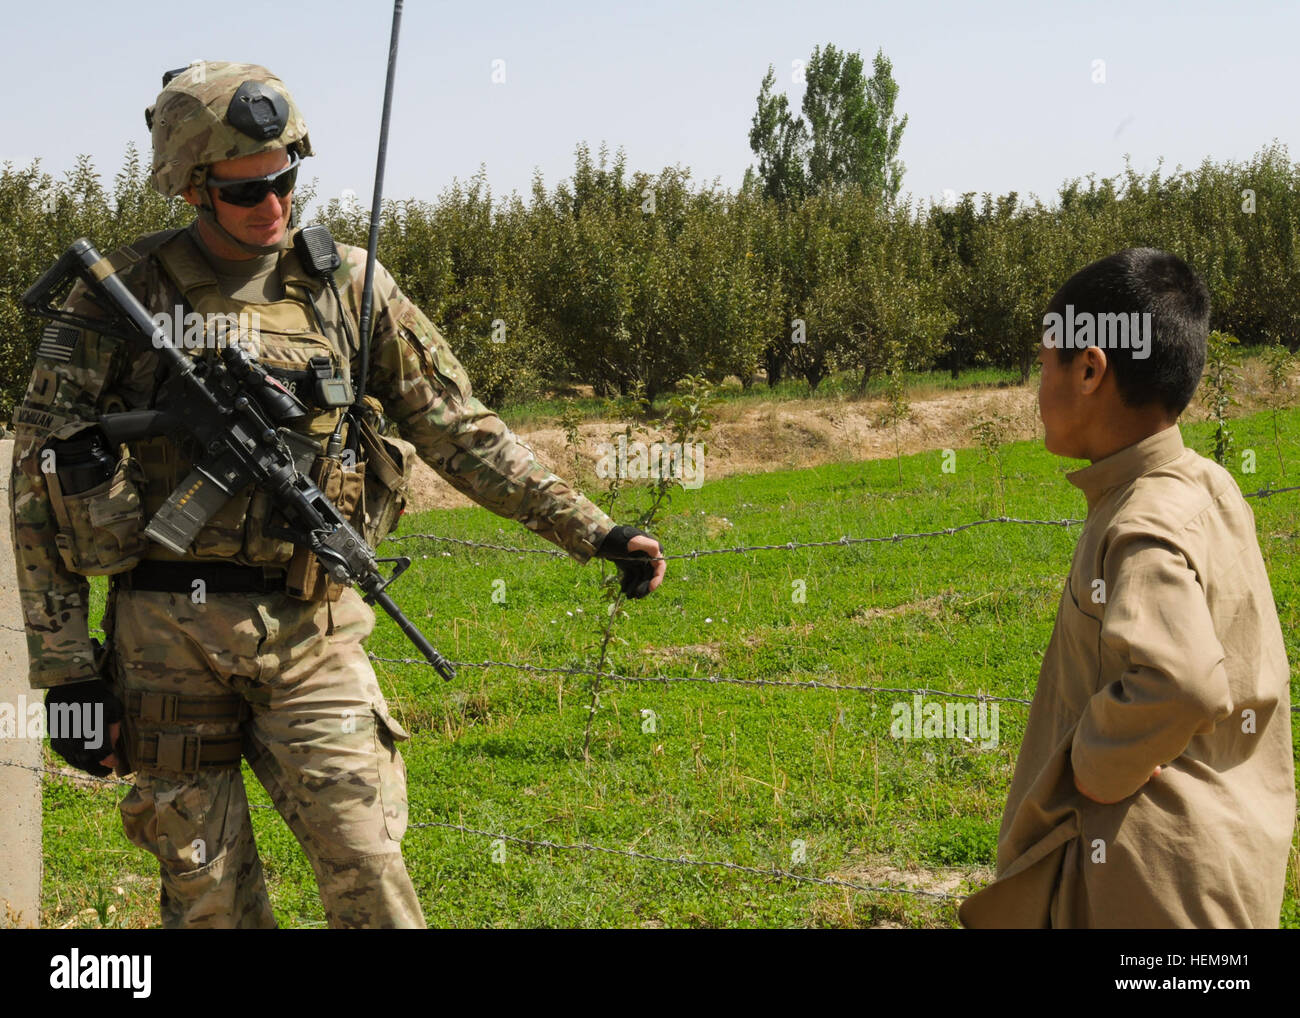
[42,422,147,576]
[357,408,415,548]
[284,453,365,602]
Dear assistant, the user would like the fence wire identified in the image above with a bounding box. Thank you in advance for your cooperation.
[383,514,1086,561]
[380,483,1300,563]
[7,484,1298,921]
[370,654,1300,712]
[408,818,960,901]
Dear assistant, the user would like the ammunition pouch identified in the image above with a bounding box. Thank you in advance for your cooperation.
[42,421,148,576]
[121,688,249,774]
[282,400,413,600]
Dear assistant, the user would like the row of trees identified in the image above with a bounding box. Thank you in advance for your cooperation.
[3,141,1298,417]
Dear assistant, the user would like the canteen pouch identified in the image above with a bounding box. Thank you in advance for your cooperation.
[357,406,414,548]
[42,421,148,576]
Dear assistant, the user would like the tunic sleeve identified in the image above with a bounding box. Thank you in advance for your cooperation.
[1070,535,1233,802]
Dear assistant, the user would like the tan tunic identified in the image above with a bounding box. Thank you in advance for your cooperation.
[959,425,1295,928]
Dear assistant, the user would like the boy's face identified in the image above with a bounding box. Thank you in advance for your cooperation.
[1037,338,1180,464]
[1036,341,1093,459]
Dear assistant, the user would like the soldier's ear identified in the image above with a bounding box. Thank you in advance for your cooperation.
[181,166,209,208]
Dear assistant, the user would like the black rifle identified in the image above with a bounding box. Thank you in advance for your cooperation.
[23,237,456,681]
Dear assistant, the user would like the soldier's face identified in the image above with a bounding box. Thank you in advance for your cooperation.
[187,149,294,248]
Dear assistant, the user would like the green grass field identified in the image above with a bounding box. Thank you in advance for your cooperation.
[38,401,1300,929]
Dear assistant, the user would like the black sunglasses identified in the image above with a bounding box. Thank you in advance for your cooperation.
[207,152,300,207]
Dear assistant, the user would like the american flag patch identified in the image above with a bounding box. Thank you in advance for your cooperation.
[36,324,80,363]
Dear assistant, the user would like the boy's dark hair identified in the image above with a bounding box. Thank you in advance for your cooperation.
[1046,248,1210,415]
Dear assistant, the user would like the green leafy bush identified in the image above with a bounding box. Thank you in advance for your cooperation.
[6,142,1299,418]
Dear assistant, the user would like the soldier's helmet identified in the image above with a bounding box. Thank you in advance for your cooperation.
[145,61,313,197]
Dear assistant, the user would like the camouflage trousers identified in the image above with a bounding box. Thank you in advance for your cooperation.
[106,585,426,929]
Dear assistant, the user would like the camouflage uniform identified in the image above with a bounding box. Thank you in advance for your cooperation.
[9,62,615,928]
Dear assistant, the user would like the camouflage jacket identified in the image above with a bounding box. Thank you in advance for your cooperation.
[9,227,615,687]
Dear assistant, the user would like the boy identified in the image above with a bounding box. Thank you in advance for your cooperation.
[959,248,1295,928]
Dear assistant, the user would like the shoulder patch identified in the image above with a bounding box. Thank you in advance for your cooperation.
[36,323,80,363]
[24,368,59,407]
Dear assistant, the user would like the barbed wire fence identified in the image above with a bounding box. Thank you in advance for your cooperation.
[0,758,959,903]
[375,485,1300,905]
[369,655,1039,705]
[381,483,1300,563]
[383,513,1086,559]
[9,484,1300,920]
[372,482,1300,712]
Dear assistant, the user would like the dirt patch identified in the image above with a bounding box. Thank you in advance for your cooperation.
[703,515,734,539]
[404,362,1298,512]
[804,856,993,927]
[640,641,723,665]
[827,859,992,897]
[405,385,1042,511]
[852,594,951,623]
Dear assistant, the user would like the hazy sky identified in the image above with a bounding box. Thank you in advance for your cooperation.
[5,0,1295,216]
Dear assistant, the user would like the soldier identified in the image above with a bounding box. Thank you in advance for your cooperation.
[8,61,665,929]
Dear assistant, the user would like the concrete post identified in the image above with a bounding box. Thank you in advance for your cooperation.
[0,437,42,927]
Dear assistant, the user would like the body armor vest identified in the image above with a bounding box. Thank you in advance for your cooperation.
[41,226,416,596]
[132,228,360,571]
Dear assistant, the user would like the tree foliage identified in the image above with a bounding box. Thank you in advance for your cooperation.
[748,44,908,205]
[5,142,1300,420]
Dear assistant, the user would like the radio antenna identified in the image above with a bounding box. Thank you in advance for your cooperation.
[354,0,403,420]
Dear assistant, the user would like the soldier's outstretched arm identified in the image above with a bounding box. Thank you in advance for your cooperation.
[342,250,617,565]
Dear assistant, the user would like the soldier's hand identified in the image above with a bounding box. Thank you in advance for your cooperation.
[596,524,666,598]
[44,679,124,778]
